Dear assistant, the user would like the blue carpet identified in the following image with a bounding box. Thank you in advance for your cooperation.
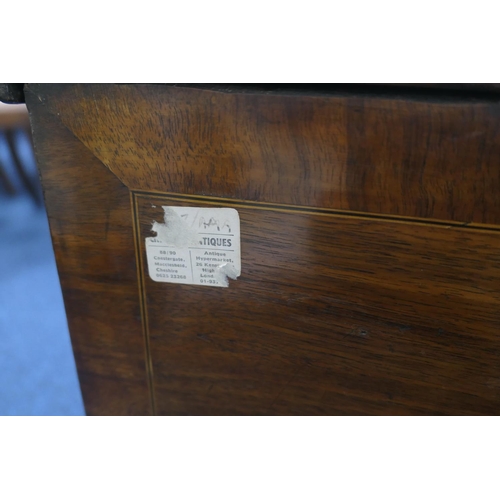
[0,133,85,415]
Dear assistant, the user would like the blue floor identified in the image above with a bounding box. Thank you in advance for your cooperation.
[0,132,85,416]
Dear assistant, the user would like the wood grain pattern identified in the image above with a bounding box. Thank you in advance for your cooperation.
[26,92,151,415]
[24,83,500,415]
[136,194,500,415]
[27,83,500,225]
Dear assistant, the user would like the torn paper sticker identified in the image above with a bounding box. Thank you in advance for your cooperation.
[146,207,241,288]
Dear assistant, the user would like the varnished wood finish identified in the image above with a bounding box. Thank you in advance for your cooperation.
[135,194,500,415]
[29,83,500,225]
[25,83,500,415]
[27,105,151,415]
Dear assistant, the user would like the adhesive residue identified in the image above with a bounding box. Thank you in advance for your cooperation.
[151,207,199,248]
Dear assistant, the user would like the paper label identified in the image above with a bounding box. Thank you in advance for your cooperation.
[146,207,241,287]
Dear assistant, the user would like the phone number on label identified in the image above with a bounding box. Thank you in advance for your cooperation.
[155,274,187,279]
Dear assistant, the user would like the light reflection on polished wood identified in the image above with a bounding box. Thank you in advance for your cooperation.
[25,83,500,415]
